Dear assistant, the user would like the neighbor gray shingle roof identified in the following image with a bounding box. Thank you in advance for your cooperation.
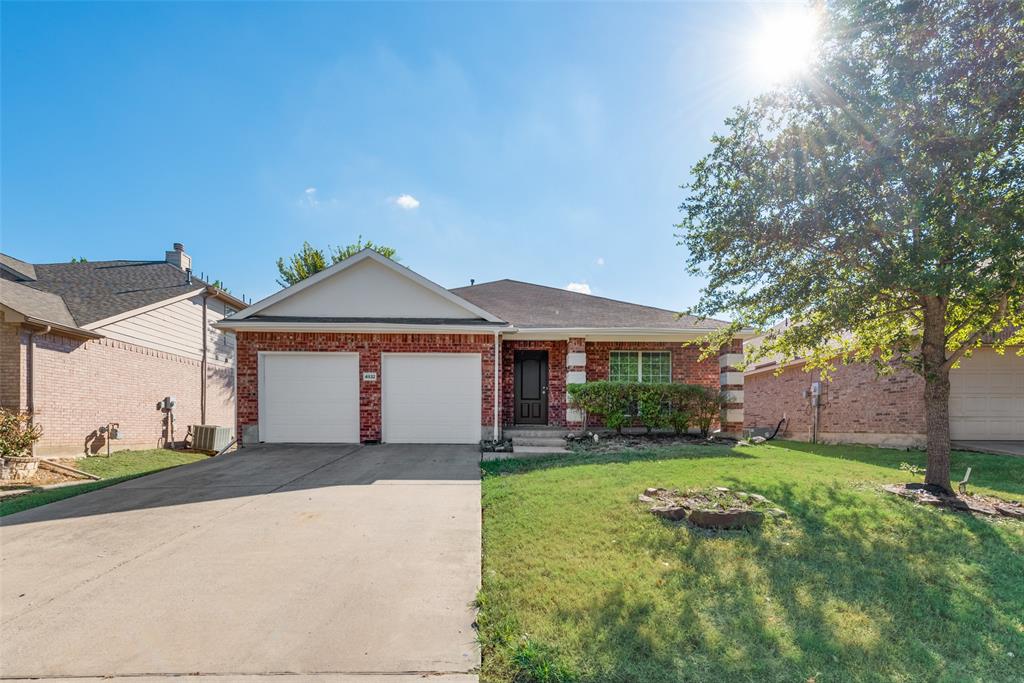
[450,279,728,330]
[0,253,37,281]
[0,279,78,328]
[8,259,207,327]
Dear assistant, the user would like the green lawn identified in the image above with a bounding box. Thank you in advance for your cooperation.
[478,441,1024,683]
[0,449,207,517]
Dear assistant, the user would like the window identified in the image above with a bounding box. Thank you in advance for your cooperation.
[609,351,671,383]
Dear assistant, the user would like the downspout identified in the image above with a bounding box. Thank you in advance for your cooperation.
[26,325,51,457]
[201,291,209,425]
[493,331,500,441]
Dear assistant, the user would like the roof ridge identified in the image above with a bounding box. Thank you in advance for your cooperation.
[454,277,707,319]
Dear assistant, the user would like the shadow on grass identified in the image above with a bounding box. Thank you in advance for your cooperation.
[481,444,753,478]
[538,480,1024,682]
[774,440,1024,497]
[565,483,1019,679]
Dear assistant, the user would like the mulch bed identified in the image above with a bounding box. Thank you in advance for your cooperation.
[570,432,735,453]
[883,483,1024,519]
[640,486,787,530]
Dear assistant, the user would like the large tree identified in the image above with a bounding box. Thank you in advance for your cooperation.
[276,237,397,287]
[678,0,1023,492]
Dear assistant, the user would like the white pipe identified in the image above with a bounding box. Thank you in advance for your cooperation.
[493,331,500,441]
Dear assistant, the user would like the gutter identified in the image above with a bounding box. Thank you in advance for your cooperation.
[214,321,517,334]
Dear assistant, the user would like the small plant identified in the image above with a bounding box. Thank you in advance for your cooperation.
[0,409,42,459]
[691,387,729,437]
[899,462,925,478]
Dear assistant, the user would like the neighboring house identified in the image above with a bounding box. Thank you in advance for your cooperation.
[0,244,245,457]
[215,249,748,446]
[743,328,1023,448]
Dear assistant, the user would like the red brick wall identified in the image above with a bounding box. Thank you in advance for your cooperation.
[501,339,569,426]
[3,327,234,457]
[236,331,496,443]
[744,361,927,445]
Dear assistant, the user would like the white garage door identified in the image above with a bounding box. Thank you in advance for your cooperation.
[950,349,1024,440]
[259,353,360,443]
[381,353,482,444]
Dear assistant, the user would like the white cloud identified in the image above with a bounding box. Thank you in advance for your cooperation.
[595,256,605,266]
[301,187,319,207]
[566,282,592,295]
[393,194,421,210]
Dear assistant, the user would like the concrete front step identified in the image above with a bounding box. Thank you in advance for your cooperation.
[511,437,568,447]
[505,428,569,439]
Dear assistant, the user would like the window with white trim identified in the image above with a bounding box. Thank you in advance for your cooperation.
[609,351,672,383]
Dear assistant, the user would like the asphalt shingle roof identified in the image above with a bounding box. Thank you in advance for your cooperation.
[0,279,78,328]
[5,259,208,327]
[450,279,728,330]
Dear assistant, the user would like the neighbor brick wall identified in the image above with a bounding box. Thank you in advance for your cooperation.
[235,331,496,443]
[7,328,234,457]
[744,360,926,446]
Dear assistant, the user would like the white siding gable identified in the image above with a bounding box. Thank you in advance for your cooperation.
[259,257,479,319]
[95,294,236,362]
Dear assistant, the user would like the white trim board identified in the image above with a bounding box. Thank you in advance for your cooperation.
[232,249,505,323]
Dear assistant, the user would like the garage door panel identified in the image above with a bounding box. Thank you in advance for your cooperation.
[949,349,1024,441]
[260,353,360,443]
[382,354,482,444]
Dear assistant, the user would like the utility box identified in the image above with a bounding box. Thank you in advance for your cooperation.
[192,425,232,453]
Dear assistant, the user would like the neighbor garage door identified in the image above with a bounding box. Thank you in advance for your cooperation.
[381,353,482,444]
[259,352,360,443]
[949,349,1024,440]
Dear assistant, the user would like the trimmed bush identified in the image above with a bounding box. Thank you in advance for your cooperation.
[567,381,725,435]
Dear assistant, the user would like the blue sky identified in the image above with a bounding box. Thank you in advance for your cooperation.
[2,1,787,312]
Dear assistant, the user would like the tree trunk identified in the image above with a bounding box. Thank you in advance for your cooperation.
[921,296,952,493]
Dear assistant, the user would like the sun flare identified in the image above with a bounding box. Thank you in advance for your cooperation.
[750,8,820,84]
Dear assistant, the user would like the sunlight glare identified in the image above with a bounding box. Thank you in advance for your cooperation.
[750,8,820,84]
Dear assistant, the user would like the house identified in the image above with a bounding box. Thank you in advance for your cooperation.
[743,329,1023,448]
[0,244,245,457]
[214,249,747,445]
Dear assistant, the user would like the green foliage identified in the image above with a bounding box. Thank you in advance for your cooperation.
[0,409,42,459]
[69,257,88,263]
[208,279,229,293]
[275,236,398,287]
[677,0,1023,487]
[567,382,724,436]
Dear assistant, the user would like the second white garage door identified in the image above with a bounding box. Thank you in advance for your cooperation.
[950,349,1024,440]
[259,352,360,443]
[381,353,482,444]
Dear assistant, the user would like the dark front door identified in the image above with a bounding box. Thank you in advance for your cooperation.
[514,350,548,424]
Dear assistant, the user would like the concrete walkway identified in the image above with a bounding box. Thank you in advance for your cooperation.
[1,444,481,681]
[953,440,1024,458]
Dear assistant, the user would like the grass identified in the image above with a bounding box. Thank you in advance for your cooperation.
[478,441,1024,683]
[0,448,207,517]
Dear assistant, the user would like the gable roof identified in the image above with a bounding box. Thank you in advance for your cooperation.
[230,249,506,325]
[450,279,730,331]
[0,279,79,329]
[0,254,245,330]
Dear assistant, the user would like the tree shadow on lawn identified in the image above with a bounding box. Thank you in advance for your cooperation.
[772,440,1024,497]
[541,481,1024,682]
[481,444,754,477]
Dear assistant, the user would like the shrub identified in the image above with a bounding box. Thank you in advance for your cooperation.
[691,386,729,437]
[0,409,43,459]
[567,381,722,435]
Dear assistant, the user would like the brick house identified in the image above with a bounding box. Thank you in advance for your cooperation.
[215,249,747,445]
[743,331,1023,448]
[0,244,245,457]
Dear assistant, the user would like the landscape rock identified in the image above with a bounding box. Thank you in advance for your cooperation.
[751,436,767,444]
[688,508,764,530]
[766,508,788,518]
[650,504,690,521]
[884,483,1023,520]
[638,494,655,503]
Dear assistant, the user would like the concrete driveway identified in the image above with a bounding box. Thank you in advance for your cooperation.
[0,444,481,682]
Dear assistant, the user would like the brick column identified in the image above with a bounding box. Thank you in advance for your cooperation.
[565,337,587,429]
[719,340,744,437]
